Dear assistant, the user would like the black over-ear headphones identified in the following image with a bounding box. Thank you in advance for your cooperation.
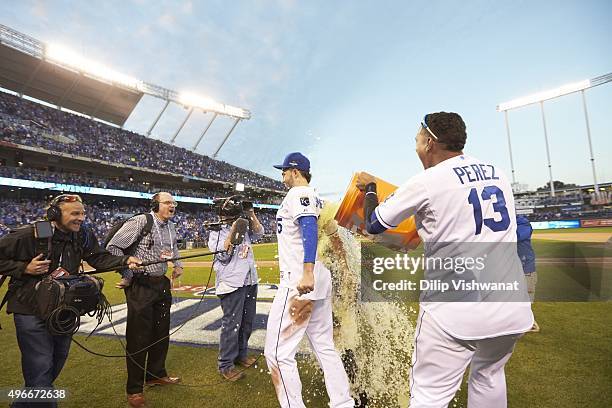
[46,194,83,222]
[151,193,160,213]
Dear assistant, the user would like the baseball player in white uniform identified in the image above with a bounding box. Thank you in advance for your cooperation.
[357,112,534,408]
[264,152,353,408]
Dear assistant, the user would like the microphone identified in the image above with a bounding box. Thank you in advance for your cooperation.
[230,218,249,246]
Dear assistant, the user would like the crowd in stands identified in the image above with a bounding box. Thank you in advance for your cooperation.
[0,91,285,191]
[0,198,278,244]
[537,193,584,206]
[528,208,612,222]
[0,165,283,204]
[516,191,611,207]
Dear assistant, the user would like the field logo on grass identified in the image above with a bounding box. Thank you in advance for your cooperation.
[171,283,279,299]
[78,284,280,349]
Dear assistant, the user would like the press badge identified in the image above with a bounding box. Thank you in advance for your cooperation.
[51,267,69,279]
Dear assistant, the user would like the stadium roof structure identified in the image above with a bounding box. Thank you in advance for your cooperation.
[0,27,141,126]
[0,24,250,156]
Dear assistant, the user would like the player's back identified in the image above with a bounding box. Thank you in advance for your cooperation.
[379,154,533,339]
[426,155,531,338]
[417,154,517,245]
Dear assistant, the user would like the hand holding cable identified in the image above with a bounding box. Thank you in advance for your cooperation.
[126,256,142,269]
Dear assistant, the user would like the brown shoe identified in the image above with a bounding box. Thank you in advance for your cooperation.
[220,367,245,382]
[127,393,146,408]
[145,376,181,386]
[236,356,258,368]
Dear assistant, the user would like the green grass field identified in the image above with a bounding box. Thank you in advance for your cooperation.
[0,228,610,407]
[179,242,279,262]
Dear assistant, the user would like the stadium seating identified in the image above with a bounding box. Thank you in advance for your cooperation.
[0,91,285,191]
[0,197,278,243]
[0,165,282,204]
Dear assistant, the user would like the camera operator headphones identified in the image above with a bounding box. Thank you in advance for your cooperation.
[46,194,83,222]
[151,193,161,213]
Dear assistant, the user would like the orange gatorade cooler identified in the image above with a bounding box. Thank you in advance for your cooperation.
[335,173,421,251]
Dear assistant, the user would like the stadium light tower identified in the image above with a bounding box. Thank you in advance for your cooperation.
[497,73,612,197]
[213,117,240,158]
[45,43,144,90]
[192,113,218,150]
[172,92,249,151]
[0,25,252,157]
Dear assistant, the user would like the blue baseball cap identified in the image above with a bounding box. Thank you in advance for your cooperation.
[273,152,310,171]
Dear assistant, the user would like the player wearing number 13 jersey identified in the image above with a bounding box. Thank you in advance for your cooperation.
[357,112,533,408]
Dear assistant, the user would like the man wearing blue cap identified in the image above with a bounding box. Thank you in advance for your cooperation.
[264,153,353,408]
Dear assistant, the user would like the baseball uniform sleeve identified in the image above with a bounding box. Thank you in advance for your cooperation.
[288,188,319,222]
[375,177,428,229]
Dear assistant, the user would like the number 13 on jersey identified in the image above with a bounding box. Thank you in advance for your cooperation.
[467,185,510,235]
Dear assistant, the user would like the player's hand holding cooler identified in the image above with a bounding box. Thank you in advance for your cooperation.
[355,172,376,190]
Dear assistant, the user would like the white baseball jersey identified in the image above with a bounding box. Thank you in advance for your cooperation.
[276,185,331,300]
[376,154,533,339]
[268,185,351,406]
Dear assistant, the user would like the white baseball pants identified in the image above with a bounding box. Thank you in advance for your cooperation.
[264,287,353,408]
[410,309,522,408]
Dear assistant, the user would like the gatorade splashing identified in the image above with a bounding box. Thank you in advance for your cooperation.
[316,203,415,407]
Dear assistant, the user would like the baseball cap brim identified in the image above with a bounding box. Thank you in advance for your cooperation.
[273,164,288,170]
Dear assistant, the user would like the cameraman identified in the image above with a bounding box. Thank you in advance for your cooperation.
[0,194,141,407]
[208,197,264,381]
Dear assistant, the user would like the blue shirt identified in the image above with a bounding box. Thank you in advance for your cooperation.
[207,223,263,289]
[516,215,536,274]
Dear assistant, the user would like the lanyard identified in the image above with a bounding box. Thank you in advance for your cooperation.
[152,214,173,251]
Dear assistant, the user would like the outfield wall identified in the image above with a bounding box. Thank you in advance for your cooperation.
[531,218,612,230]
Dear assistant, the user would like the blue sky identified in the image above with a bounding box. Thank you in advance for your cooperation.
[1,0,611,199]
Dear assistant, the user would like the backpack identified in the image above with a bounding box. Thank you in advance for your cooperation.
[104,213,154,255]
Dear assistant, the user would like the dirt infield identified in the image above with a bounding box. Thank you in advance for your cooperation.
[533,232,611,243]
[536,257,612,265]
[182,258,612,267]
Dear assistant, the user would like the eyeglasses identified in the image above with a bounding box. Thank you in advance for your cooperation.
[53,194,83,205]
[421,115,439,141]
[160,200,178,207]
